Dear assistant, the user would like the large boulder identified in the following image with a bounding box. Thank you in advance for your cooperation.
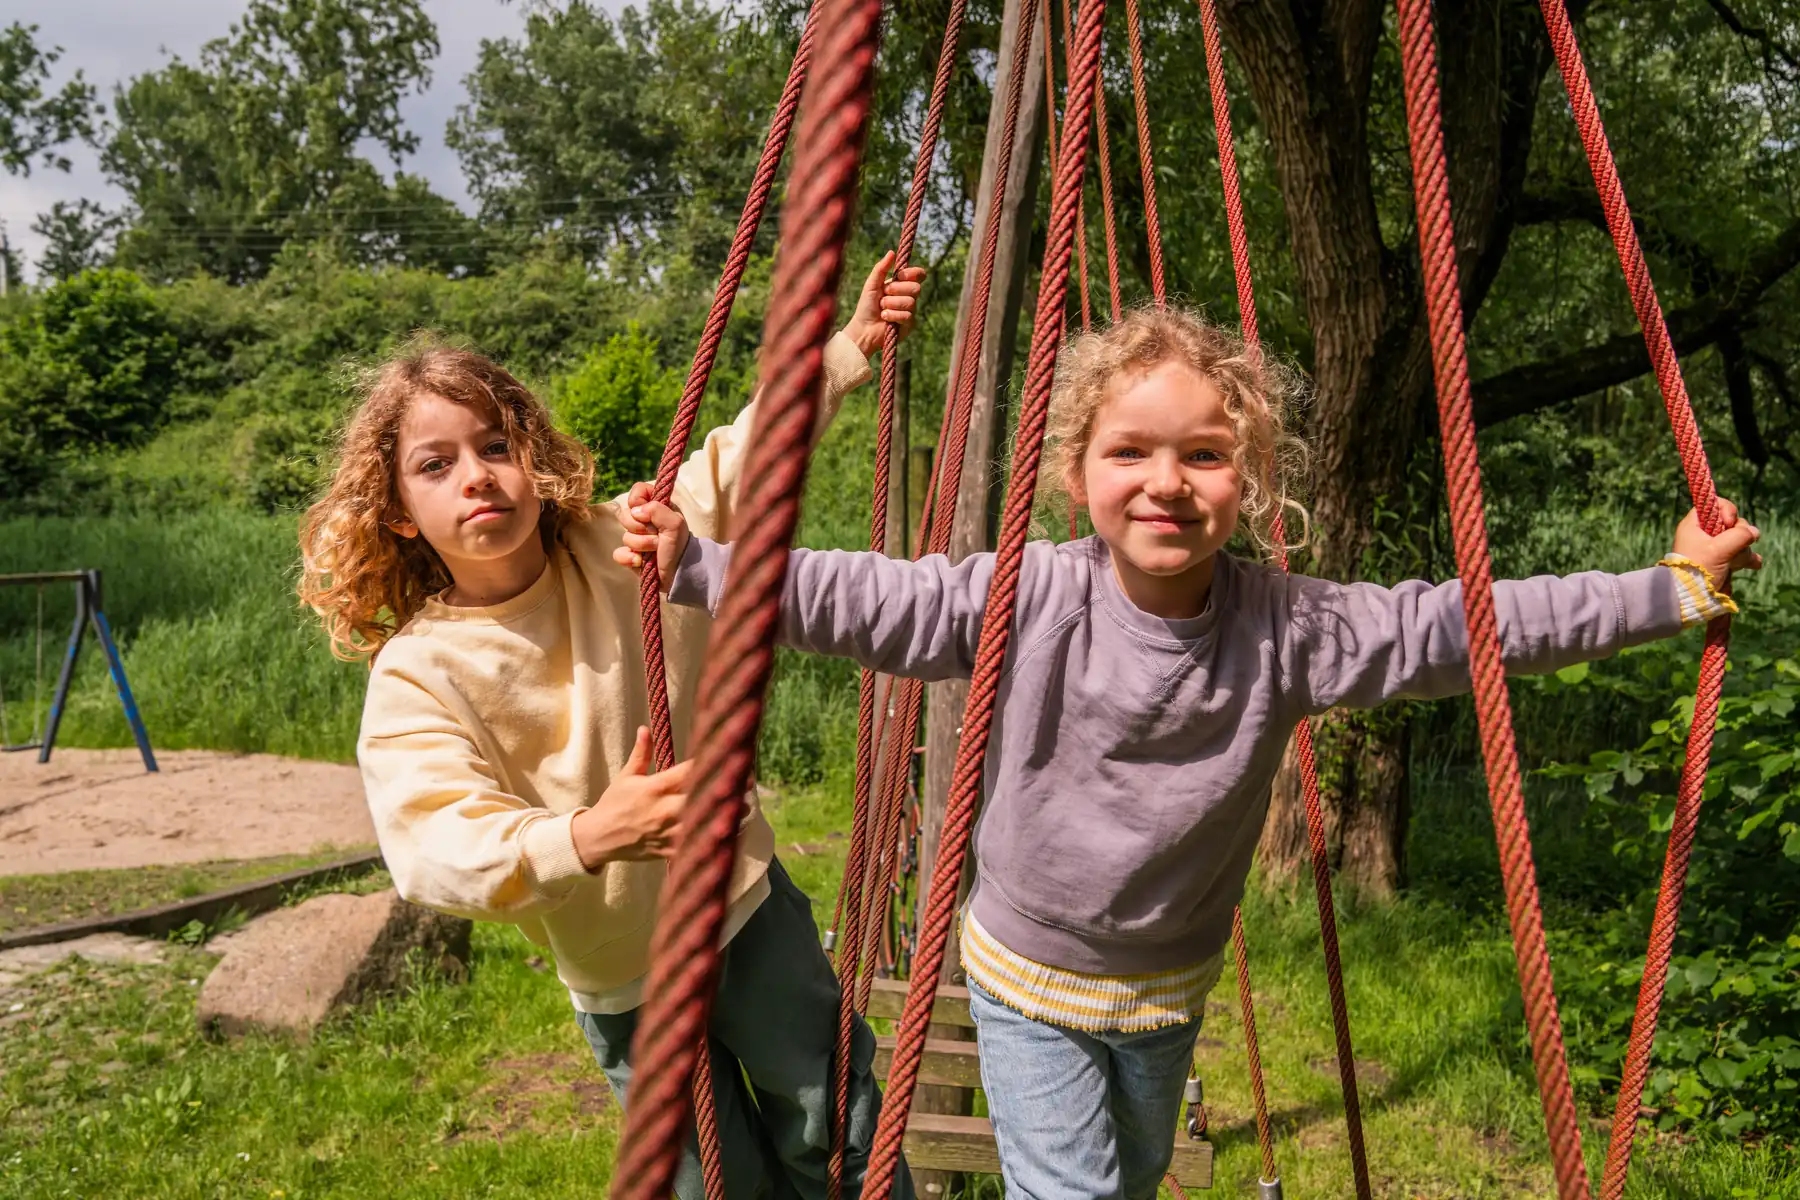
[197,888,471,1040]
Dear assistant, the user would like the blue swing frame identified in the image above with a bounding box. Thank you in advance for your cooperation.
[0,570,158,773]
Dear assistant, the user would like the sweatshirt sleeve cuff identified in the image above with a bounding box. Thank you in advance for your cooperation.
[521,809,591,896]
[1657,555,1739,627]
[668,536,733,614]
[814,331,874,438]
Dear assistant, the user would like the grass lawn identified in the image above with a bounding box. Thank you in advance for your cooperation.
[0,851,379,938]
[1,785,1792,1199]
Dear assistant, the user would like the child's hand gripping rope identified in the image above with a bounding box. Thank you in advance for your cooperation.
[614,485,692,592]
[570,725,693,870]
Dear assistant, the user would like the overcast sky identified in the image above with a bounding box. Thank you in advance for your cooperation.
[0,0,542,282]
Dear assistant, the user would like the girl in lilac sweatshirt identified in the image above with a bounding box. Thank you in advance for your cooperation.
[620,307,1763,1199]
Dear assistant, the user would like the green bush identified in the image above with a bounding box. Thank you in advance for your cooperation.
[1540,584,1800,1136]
[552,322,682,497]
[0,270,180,473]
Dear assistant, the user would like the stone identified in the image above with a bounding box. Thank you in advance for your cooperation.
[196,888,471,1041]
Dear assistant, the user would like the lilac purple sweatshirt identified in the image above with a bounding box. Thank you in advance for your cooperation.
[670,536,1683,974]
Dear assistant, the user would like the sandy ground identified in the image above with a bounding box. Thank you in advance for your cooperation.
[0,748,375,877]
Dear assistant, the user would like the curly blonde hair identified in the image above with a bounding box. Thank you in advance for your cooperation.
[299,335,596,661]
[1042,306,1310,559]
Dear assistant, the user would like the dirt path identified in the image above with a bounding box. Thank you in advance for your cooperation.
[0,749,374,876]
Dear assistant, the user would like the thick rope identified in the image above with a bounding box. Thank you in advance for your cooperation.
[1394,2,1590,1195]
[639,6,820,772]
[1529,6,1730,1196]
[629,14,819,1193]
[824,4,975,1193]
[1120,0,1166,303]
[607,0,883,1187]
[861,0,1103,1188]
[1071,0,1123,321]
[1230,909,1278,1184]
[1192,0,1361,1185]
[1042,0,1094,332]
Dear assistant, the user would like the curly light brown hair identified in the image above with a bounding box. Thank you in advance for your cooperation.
[1042,306,1311,559]
[299,335,596,661]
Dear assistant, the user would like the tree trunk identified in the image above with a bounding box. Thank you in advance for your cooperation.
[911,0,1046,1194]
[1217,0,1546,895]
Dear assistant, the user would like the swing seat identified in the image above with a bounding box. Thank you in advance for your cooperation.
[868,980,1216,1188]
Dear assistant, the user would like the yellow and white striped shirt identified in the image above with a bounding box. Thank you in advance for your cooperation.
[1659,555,1738,627]
[961,912,1225,1034]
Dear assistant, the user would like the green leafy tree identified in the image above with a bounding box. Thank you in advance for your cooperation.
[552,323,681,497]
[101,0,477,281]
[0,269,180,494]
[31,199,124,282]
[0,21,97,176]
[449,0,800,273]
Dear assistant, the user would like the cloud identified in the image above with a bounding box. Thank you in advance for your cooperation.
[0,0,536,283]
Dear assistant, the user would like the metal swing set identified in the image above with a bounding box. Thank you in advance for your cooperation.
[0,569,157,773]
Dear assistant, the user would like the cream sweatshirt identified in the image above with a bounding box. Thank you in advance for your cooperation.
[356,332,872,1012]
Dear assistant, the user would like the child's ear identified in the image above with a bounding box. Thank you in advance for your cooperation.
[386,515,419,539]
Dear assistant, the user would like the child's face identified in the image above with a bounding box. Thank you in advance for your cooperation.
[1072,360,1242,590]
[390,392,545,587]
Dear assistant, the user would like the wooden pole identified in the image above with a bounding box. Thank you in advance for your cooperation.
[911,0,1047,1193]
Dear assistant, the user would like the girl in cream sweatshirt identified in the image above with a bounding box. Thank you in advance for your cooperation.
[300,256,923,1200]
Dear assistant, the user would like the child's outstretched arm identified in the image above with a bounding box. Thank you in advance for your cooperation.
[607,254,926,543]
[614,497,995,682]
[1282,501,1762,716]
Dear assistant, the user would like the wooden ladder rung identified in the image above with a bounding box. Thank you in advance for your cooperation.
[866,976,974,1028]
[872,1034,983,1088]
[901,1112,1214,1188]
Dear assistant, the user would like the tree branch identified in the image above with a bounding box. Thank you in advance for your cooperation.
[1472,214,1800,426]
[1516,183,1728,293]
[1703,0,1800,83]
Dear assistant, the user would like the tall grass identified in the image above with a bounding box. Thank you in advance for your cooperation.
[0,509,365,761]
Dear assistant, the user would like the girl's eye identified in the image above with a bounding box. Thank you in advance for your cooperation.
[421,457,450,475]
[483,439,510,457]
[1108,447,1145,461]
[1190,449,1225,464]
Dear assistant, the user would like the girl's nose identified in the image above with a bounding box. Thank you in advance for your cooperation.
[461,462,497,494]
[1145,455,1187,497]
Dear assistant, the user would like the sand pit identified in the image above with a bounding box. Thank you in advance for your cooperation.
[0,748,375,877]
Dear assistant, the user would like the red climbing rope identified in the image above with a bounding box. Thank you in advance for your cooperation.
[1071,0,1123,322]
[1394,2,1590,1195]
[1193,0,1364,1186]
[607,0,884,1187]
[860,0,1104,1189]
[630,14,819,1194]
[1530,6,1730,1196]
[1042,0,1094,333]
[638,6,819,772]
[1230,910,1278,1185]
[826,3,973,1190]
[1120,0,1166,303]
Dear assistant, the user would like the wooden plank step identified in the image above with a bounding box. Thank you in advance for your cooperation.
[872,1034,983,1088]
[866,976,974,1028]
[902,1112,1213,1188]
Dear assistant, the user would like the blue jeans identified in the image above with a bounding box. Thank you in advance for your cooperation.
[576,859,914,1200]
[968,977,1203,1200]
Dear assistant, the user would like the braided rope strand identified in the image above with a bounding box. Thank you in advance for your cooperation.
[1530,9,1733,1196]
[1394,2,1590,1194]
[860,0,1105,1188]
[1120,0,1166,303]
[825,4,976,1192]
[607,0,885,1186]
[1194,0,1361,1183]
